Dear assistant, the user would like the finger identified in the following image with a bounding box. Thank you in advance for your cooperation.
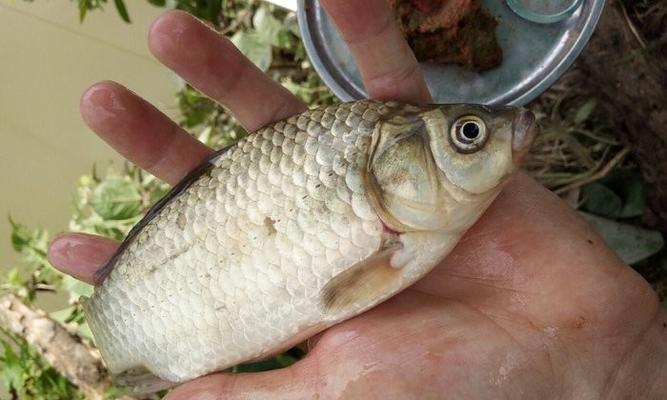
[80,81,213,185]
[48,233,119,284]
[165,367,316,400]
[148,10,306,132]
[320,0,431,103]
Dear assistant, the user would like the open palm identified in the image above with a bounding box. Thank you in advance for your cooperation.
[48,1,666,399]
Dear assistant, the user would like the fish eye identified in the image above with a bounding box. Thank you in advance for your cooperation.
[450,115,488,153]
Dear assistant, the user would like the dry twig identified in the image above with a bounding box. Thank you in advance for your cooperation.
[554,147,631,194]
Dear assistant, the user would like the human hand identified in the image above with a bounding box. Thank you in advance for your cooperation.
[48,1,666,399]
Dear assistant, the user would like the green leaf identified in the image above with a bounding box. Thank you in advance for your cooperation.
[62,275,94,300]
[574,98,597,125]
[9,217,32,253]
[77,322,94,341]
[231,31,272,71]
[232,357,286,372]
[6,267,22,287]
[147,0,167,6]
[284,13,301,37]
[91,178,142,220]
[276,30,291,48]
[50,307,76,323]
[7,219,52,279]
[2,343,23,392]
[79,2,88,23]
[603,174,647,218]
[148,184,171,208]
[253,6,283,46]
[580,212,664,264]
[618,181,646,218]
[0,334,84,399]
[206,0,223,26]
[275,353,297,367]
[104,385,128,400]
[581,176,647,219]
[113,0,131,23]
[177,85,218,128]
[197,125,213,145]
[581,182,623,217]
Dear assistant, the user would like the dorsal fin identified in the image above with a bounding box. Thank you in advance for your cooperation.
[93,147,230,284]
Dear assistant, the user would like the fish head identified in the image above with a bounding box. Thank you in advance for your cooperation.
[423,104,536,194]
[367,104,536,233]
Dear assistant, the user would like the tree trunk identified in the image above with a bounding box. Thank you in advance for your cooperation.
[0,294,136,400]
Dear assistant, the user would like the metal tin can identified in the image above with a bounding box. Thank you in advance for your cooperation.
[297,0,605,106]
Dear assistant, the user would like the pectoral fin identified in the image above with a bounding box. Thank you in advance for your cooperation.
[320,241,402,313]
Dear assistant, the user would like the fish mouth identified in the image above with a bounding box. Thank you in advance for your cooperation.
[511,108,537,160]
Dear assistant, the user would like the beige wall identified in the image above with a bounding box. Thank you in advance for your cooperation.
[0,1,181,271]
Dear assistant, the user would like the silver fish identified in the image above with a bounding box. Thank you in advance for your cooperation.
[82,101,535,392]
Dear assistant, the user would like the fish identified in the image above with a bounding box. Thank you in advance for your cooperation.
[82,100,536,393]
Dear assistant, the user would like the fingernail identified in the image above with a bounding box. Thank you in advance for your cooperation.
[80,82,127,129]
[48,233,118,280]
[149,10,204,64]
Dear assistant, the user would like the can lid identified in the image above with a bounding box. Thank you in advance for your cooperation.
[506,0,584,24]
[297,0,605,106]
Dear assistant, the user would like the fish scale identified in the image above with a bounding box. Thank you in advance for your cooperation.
[83,100,534,392]
[84,100,389,383]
